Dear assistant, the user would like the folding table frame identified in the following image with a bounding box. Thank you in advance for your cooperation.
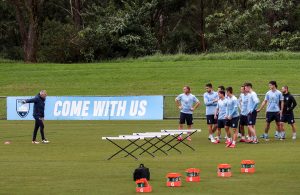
[161,129,201,152]
[102,136,142,160]
[102,129,201,160]
[133,132,183,155]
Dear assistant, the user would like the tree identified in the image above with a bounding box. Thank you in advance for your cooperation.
[79,0,157,61]
[1,0,299,62]
[0,1,22,59]
[204,0,298,51]
[70,0,83,30]
[10,0,44,63]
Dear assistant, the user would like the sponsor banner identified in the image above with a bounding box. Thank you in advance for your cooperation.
[7,96,163,120]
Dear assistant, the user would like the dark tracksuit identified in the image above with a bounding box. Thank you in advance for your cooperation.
[283,93,297,115]
[282,92,297,124]
[25,94,46,141]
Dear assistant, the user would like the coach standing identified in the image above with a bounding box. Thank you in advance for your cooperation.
[22,90,50,144]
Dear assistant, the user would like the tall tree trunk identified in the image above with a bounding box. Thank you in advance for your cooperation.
[152,8,164,50]
[10,0,43,63]
[24,20,38,62]
[158,13,164,50]
[71,0,83,30]
[199,0,206,51]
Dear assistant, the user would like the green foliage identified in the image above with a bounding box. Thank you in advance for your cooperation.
[0,1,22,60]
[205,0,296,51]
[38,19,80,62]
[270,31,300,51]
[1,0,300,62]
[133,51,300,62]
[79,0,157,61]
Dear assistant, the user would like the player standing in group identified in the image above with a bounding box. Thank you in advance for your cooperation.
[238,85,250,142]
[218,86,225,93]
[217,85,227,139]
[257,81,283,140]
[22,90,50,144]
[175,86,200,141]
[244,83,259,143]
[280,86,297,140]
[224,87,239,148]
[203,83,218,143]
[214,90,228,144]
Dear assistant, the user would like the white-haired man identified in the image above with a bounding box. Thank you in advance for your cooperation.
[22,90,50,144]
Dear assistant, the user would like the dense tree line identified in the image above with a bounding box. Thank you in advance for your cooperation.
[1,0,300,63]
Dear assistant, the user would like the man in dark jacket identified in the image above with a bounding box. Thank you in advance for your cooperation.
[280,86,297,140]
[22,90,50,144]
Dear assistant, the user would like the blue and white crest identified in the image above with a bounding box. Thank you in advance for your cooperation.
[16,99,30,118]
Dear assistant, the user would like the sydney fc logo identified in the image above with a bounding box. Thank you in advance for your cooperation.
[16,99,30,118]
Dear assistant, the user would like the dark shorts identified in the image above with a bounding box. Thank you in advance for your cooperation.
[179,112,193,125]
[281,113,295,124]
[239,115,248,126]
[225,117,239,128]
[206,115,217,125]
[247,110,257,126]
[217,119,226,129]
[266,112,280,123]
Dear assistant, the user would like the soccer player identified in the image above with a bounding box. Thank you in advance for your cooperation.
[217,85,227,139]
[280,86,297,140]
[22,90,50,144]
[244,82,259,143]
[175,86,200,141]
[257,81,283,140]
[238,85,250,142]
[218,86,225,92]
[224,87,239,148]
[203,83,218,143]
[214,90,228,144]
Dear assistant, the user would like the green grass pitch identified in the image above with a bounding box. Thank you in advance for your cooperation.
[0,56,300,194]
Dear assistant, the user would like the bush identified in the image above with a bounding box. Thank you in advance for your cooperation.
[78,1,157,62]
[270,31,300,51]
[38,19,81,63]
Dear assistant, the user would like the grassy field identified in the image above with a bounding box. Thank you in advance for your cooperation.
[1,55,300,119]
[0,59,300,96]
[0,120,299,195]
[1,53,300,194]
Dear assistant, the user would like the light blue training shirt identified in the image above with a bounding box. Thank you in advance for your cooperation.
[203,91,218,115]
[176,93,199,114]
[226,95,239,118]
[264,90,283,112]
[239,93,249,116]
[216,98,227,120]
[247,91,260,114]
